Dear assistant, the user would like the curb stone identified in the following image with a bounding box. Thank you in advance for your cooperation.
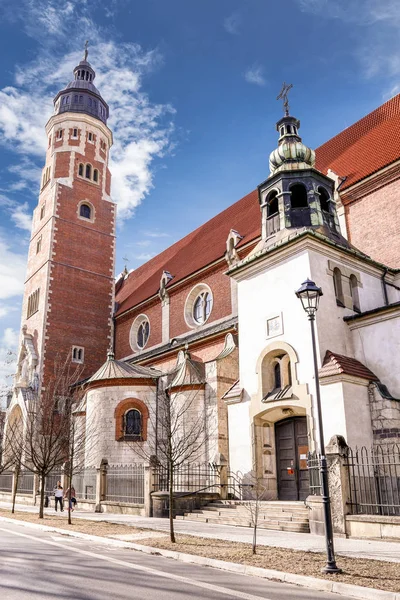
[0,516,398,600]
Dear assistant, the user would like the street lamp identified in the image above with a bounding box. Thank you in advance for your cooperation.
[296,278,341,574]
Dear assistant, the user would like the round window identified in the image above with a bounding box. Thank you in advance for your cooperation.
[184,284,213,328]
[129,315,150,352]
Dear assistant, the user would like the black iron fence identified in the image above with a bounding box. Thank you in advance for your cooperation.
[307,451,322,496]
[153,462,220,494]
[106,464,144,504]
[345,444,400,516]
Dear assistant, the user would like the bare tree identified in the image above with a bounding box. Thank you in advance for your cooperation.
[241,471,268,555]
[128,377,210,543]
[6,356,83,518]
[63,395,100,525]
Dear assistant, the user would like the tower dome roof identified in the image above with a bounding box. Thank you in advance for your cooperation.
[269,115,315,175]
[53,45,109,124]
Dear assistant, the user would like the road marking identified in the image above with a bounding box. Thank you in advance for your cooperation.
[0,526,274,600]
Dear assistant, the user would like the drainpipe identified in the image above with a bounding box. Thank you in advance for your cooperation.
[381,268,389,306]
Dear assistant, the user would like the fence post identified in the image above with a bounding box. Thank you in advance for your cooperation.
[61,463,68,491]
[33,473,39,505]
[11,468,18,505]
[326,435,351,536]
[144,457,158,517]
[220,464,228,500]
[95,458,108,513]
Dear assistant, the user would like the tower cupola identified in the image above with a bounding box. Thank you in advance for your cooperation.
[257,83,349,249]
[269,115,315,175]
[53,42,109,124]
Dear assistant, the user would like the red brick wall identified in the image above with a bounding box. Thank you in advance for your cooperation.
[114,263,232,359]
[169,266,232,339]
[115,301,162,359]
[345,178,400,268]
[43,263,112,383]
[54,152,70,178]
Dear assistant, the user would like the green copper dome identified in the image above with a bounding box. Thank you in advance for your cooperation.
[269,115,315,175]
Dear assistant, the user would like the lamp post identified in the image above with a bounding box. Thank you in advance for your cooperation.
[295,278,341,574]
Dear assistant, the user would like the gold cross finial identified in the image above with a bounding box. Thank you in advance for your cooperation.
[277,82,293,116]
[84,40,89,61]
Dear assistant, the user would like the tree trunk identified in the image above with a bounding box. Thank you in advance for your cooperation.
[39,473,46,519]
[169,461,175,543]
[252,501,259,555]
[67,468,72,525]
[11,466,20,514]
[252,522,257,555]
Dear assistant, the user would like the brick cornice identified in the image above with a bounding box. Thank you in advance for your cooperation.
[340,160,400,205]
[85,377,156,391]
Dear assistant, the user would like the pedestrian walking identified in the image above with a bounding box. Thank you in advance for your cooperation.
[54,481,64,512]
[64,486,77,511]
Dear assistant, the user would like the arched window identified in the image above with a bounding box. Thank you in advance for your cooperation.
[333,267,344,307]
[290,184,308,208]
[350,274,360,312]
[78,163,84,176]
[85,164,92,179]
[267,191,279,216]
[193,291,212,324]
[274,362,281,390]
[124,409,142,438]
[318,187,330,212]
[80,203,91,219]
[93,169,98,182]
[137,320,150,349]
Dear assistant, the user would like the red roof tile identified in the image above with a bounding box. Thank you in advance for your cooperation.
[315,94,400,190]
[116,190,260,314]
[116,95,400,315]
[319,350,378,381]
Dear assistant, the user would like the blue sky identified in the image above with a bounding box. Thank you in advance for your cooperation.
[0,0,399,390]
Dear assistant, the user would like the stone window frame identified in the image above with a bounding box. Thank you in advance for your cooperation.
[114,398,149,442]
[184,283,213,329]
[36,235,42,254]
[77,162,100,185]
[129,314,151,352]
[327,260,363,312]
[71,345,84,364]
[77,200,95,224]
[27,289,40,319]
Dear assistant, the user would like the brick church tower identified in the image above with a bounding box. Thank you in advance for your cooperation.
[17,48,115,391]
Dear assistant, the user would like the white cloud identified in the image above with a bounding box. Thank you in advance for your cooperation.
[0,236,26,308]
[134,252,156,261]
[142,230,171,238]
[0,195,32,232]
[0,328,18,406]
[223,12,241,35]
[244,64,266,87]
[135,240,152,247]
[0,5,176,223]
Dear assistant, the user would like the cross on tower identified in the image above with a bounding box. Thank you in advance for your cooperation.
[277,82,293,117]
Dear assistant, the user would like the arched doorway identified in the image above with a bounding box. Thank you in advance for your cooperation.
[275,416,309,501]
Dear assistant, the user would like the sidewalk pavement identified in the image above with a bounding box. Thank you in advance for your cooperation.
[1,500,400,563]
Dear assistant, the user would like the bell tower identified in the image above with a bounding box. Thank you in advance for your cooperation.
[257,85,348,250]
[16,47,116,391]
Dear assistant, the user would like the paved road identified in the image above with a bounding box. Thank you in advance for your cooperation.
[0,520,355,600]
[2,501,399,563]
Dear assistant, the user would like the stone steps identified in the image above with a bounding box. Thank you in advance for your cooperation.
[176,500,310,533]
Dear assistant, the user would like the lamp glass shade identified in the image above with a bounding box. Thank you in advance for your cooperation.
[296,279,323,316]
